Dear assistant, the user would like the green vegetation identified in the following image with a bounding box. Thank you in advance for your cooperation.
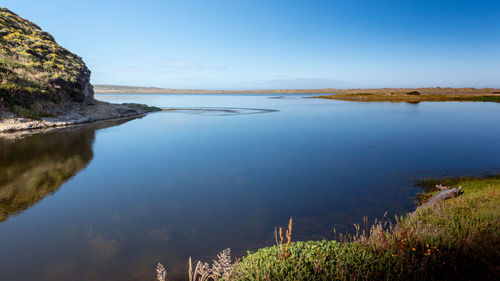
[316,91,500,102]
[0,7,93,118]
[227,175,500,281]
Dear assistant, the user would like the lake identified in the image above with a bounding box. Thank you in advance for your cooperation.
[1,94,500,281]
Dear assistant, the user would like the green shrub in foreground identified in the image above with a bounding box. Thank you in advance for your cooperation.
[233,241,399,281]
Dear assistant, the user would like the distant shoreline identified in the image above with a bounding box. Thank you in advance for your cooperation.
[94,85,500,95]
[316,91,500,102]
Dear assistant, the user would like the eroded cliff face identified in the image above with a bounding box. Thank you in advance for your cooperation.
[0,7,94,118]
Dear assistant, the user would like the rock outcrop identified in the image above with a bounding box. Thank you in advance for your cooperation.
[0,7,96,118]
[0,7,160,133]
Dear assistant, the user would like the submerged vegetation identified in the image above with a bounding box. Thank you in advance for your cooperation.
[316,91,500,102]
[0,7,93,118]
[158,175,500,280]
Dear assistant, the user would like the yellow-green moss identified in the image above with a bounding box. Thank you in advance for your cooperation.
[0,6,92,117]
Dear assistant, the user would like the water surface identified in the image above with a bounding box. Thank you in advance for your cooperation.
[1,94,499,280]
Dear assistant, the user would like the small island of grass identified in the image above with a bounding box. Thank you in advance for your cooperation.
[316,90,500,102]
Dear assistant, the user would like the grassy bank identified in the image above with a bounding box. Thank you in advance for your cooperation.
[217,175,499,281]
[316,91,500,102]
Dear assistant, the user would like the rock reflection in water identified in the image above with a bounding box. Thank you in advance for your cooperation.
[0,119,132,223]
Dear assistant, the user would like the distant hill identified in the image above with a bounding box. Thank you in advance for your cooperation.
[0,7,94,118]
[94,84,181,93]
[94,84,500,95]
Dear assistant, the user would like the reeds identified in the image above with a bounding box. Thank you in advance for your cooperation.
[156,263,167,281]
[274,217,293,260]
[186,248,235,281]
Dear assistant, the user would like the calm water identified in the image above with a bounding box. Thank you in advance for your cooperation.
[1,94,500,281]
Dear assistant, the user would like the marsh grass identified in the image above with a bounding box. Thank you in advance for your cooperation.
[317,92,500,102]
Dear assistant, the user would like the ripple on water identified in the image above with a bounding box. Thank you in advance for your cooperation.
[161,107,278,116]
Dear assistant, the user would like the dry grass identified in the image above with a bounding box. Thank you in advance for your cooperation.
[156,263,167,281]
[157,248,235,281]
[274,217,293,260]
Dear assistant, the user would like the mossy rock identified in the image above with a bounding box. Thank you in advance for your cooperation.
[0,7,94,118]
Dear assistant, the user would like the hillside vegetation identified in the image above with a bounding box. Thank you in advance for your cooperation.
[0,7,93,118]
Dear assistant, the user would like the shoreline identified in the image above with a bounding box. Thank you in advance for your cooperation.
[0,101,160,135]
[94,86,500,95]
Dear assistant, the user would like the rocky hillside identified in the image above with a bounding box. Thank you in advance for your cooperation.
[0,7,93,119]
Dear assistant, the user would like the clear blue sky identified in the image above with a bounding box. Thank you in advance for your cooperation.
[3,0,499,89]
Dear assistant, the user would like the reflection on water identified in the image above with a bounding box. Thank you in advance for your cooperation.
[0,119,131,223]
[0,94,500,281]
